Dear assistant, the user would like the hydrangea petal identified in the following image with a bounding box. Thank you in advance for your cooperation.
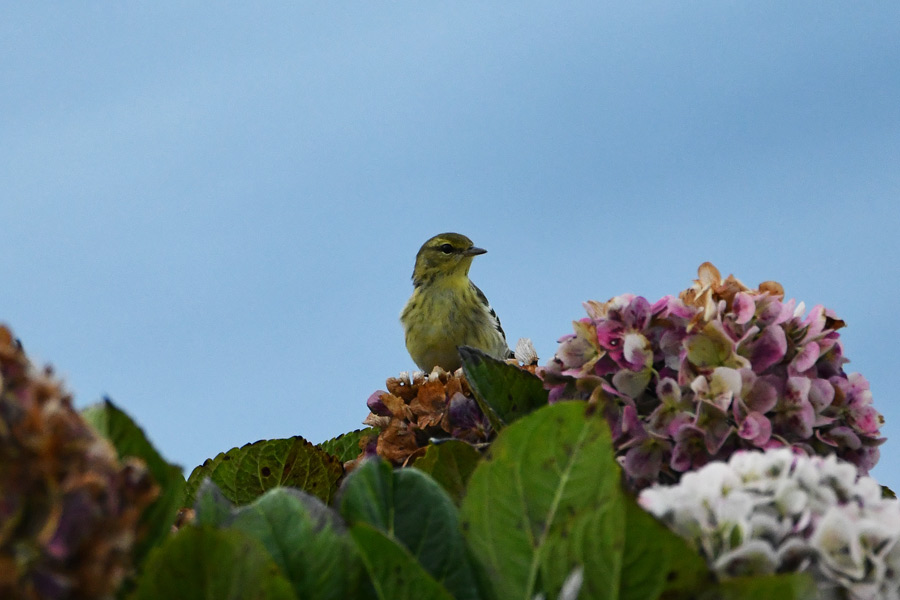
[800,304,827,343]
[811,507,867,581]
[366,390,391,416]
[790,343,820,373]
[595,319,624,349]
[671,425,709,472]
[686,321,737,368]
[623,295,652,330]
[448,393,481,429]
[816,426,861,450]
[624,439,664,481]
[773,377,815,439]
[713,539,779,578]
[741,325,787,373]
[621,332,652,370]
[656,377,682,405]
[756,296,794,326]
[731,292,756,325]
[694,401,733,454]
[620,404,646,443]
[611,367,652,398]
[852,405,882,436]
[742,374,780,414]
[808,378,835,412]
[737,412,772,447]
[709,367,743,411]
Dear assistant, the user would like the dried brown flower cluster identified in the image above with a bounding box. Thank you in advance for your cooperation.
[362,367,492,465]
[0,326,158,599]
[679,261,786,323]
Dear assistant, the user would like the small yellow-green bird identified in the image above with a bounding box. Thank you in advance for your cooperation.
[401,233,513,372]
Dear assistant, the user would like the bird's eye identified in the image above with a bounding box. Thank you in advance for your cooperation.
[439,244,454,254]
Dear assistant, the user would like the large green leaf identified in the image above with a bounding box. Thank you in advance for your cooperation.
[185,437,344,506]
[620,498,710,600]
[191,482,370,600]
[134,526,296,600]
[351,523,455,600]
[702,573,818,600]
[459,346,547,430]
[338,458,394,531]
[81,398,186,561]
[193,479,236,527]
[413,440,482,506]
[340,458,484,600]
[230,487,366,600]
[318,428,377,462]
[185,451,230,505]
[459,400,621,599]
[460,401,708,600]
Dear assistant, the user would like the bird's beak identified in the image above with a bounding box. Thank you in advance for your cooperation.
[464,246,487,256]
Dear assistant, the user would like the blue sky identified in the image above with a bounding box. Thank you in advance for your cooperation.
[3,4,899,487]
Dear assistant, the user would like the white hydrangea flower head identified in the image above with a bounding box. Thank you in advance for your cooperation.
[639,449,900,600]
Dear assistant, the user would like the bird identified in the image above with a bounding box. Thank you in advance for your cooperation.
[400,232,513,372]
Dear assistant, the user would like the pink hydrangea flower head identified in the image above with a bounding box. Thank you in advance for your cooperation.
[538,263,885,489]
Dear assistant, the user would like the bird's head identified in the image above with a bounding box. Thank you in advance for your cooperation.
[411,232,486,286]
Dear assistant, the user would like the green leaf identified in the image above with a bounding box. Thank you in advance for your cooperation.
[459,345,548,429]
[193,479,236,527]
[81,398,186,561]
[460,401,618,599]
[620,498,709,600]
[134,525,296,600]
[701,573,818,600]
[413,440,482,505]
[185,437,344,506]
[318,428,377,462]
[350,523,455,600]
[460,401,708,600]
[230,487,366,600]
[185,452,230,506]
[338,458,394,531]
[340,458,484,600]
